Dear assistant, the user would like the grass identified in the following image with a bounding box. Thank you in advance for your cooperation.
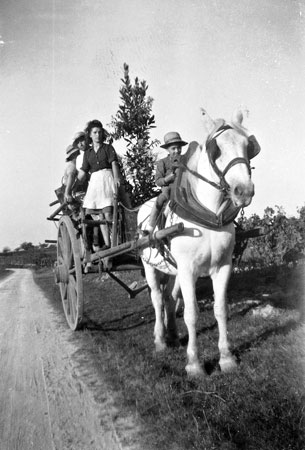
[33,264,305,450]
[0,266,14,282]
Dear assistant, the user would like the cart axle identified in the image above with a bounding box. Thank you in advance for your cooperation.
[54,262,69,284]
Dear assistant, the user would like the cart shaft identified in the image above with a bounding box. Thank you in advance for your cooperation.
[90,222,184,262]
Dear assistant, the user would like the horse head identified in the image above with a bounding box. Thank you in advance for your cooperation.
[199,108,258,208]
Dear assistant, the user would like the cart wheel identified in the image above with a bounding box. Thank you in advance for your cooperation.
[56,215,84,330]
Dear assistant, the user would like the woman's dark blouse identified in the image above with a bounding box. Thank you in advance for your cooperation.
[81,143,118,174]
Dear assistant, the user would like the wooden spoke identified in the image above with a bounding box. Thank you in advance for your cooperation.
[68,275,77,322]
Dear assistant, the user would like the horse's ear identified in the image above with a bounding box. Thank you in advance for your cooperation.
[232,109,243,126]
[247,135,261,159]
[200,107,216,137]
[231,106,249,127]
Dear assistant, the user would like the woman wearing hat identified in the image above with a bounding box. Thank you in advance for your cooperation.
[63,131,86,203]
[78,119,121,250]
[146,131,187,234]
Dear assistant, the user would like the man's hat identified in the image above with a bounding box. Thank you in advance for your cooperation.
[66,144,80,161]
[160,131,188,149]
[72,131,86,146]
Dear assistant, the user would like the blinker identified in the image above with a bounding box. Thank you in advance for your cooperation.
[208,139,221,162]
[207,134,261,162]
[247,135,261,160]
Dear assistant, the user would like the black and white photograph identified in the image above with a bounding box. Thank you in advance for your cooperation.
[0,1,304,449]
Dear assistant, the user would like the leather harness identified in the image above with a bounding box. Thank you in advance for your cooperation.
[169,124,252,230]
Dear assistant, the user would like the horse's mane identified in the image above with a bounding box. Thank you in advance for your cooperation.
[183,140,200,159]
[181,141,201,172]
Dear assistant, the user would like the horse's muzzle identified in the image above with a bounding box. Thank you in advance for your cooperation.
[232,182,254,207]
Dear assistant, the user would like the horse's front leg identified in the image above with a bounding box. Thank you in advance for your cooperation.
[163,276,180,347]
[143,263,167,352]
[178,269,205,377]
[211,264,238,372]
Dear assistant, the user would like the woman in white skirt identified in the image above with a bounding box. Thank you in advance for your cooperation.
[78,119,120,250]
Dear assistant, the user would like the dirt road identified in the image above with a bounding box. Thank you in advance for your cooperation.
[0,269,138,450]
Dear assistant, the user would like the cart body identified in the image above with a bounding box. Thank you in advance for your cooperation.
[47,187,183,329]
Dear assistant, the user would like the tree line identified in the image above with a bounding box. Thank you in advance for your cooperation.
[2,242,52,254]
[0,243,56,268]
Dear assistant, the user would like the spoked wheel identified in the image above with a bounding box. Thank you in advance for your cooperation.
[55,215,84,330]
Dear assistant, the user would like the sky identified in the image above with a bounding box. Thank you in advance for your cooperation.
[0,0,304,250]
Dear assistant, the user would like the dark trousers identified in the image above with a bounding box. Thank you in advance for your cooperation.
[149,187,171,229]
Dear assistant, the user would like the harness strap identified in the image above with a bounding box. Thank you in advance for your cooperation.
[180,161,225,191]
[206,124,232,144]
[207,125,252,190]
[222,157,251,177]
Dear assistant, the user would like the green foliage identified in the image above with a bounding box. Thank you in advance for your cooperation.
[0,245,56,268]
[20,241,34,251]
[237,205,305,268]
[110,63,160,206]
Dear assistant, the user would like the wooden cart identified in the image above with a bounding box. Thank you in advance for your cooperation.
[47,187,184,330]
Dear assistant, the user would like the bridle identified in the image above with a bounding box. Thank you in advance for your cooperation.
[180,125,252,194]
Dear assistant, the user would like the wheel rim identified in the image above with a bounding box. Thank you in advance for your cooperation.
[57,216,84,330]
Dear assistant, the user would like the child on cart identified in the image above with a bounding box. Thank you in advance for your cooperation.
[146,131,187,235]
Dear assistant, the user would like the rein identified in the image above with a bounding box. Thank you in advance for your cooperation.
[179,162,225,191]
[180,125,252,194]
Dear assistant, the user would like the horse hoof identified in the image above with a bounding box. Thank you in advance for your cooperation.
[186,363,206,379]
[219,356,238,373]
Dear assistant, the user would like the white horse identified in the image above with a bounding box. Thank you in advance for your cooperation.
[137,108,259,377]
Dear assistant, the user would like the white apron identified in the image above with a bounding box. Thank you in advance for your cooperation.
[83,169,115,210]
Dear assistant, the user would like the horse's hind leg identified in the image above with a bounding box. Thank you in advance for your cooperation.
[144,263,167,352]
[212,265,238,372]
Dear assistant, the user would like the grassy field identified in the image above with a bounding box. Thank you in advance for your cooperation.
[33,264,305,450]
[0,266,14,282]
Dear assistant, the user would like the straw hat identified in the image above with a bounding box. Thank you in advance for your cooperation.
[65,144,79,161]
[160,131,188,149]
[72,131,86,146]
